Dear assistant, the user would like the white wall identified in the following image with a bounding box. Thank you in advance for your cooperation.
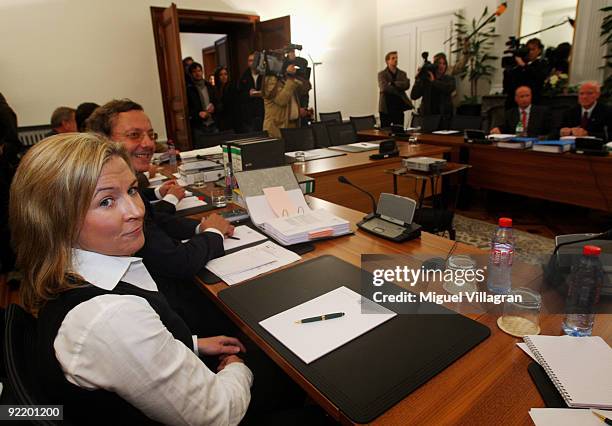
[179,33,225,73]
[0,0,378,138]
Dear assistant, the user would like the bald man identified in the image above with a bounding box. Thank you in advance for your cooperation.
[560,81,612,140]
[491,86,551,137]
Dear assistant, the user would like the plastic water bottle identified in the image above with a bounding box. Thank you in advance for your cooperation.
[562,245,604,337]
[487,217,515,294]
[167,140,177,167]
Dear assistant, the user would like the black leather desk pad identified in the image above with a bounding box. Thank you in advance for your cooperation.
[218,255,491,423]
[528,361,568,408]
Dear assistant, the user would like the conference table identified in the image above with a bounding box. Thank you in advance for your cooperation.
[358,129,612,212]
[290,143,451,213]
[188,197,612,425]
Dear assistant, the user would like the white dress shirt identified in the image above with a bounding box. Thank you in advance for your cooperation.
[54,249,253,426]
[582,102,597,119]
[154,186,180,206]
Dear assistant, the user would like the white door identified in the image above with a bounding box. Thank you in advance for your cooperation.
[381,12,456,126]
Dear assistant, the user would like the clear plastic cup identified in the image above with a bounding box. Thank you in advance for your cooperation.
[497,287,541,337]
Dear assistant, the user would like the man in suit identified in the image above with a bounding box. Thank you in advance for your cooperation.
[378,51,412,128]
[238,53,265,132]
[87,99,235,335]
[560,81,611,140]
[186,62,218,148]
[491,86,551,137]
[45,107,77,137]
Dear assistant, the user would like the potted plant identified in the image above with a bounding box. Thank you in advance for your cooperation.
[453,6,499,115]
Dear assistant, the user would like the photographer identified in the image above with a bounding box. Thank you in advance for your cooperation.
[286,48,313,125]
[410,52,455,127]
[502,38,549,108]
[378,51,412,128]
[262,61,304,139]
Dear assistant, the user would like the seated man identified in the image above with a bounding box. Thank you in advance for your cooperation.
[491,86,551,137]
[87,99,232,334]
[560,81,612,140]
[45,106,77,137]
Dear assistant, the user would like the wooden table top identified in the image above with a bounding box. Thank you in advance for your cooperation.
[290,143,451,177]
[191,197,612,425]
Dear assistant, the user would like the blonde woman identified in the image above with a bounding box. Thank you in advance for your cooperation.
[9,133,252,425]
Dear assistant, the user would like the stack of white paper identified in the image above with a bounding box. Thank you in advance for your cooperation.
[175,196,206,211]
[529,408,612,426]
[263,209,351,245]
[487,133,516,141]
[285,148,343,161]
[245,186,351,245]
[180,146,223,162]
[206,241,301,285]
[222,226,267,251]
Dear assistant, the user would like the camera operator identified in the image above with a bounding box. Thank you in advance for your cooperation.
[262,60,304,139]
[410,52,455,128]
[378,51,412,128]
[502,38,549,108]
[286,48,313,125]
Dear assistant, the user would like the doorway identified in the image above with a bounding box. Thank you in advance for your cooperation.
[150,4,291,150]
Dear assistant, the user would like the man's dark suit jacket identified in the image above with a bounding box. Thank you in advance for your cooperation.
[186,82,217,130]
[136,191,225,334]
[560,103,612,140]
[238,69,264,131]
[494,105,551,137]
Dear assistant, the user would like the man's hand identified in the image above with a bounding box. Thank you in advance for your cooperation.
[560,127,572,137]
[197,335,246,356]
[571,127,588,137]
[159,180,177,197]
[206,103,215,113]
[217,355,244,372]
[299,107,309,118]
[166,185,186,200]
[199,111,210,119]
[200,213,234,236]
[490,127,501,134]
[515,56,526,67]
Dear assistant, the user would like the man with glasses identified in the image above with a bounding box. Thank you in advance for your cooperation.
[86,99,235,335]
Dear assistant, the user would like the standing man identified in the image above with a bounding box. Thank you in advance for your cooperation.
[262,61,303,139]
[503,38,549,108]
[490,86,551,137]
[378,51,412,128]
[560,81,612,140]
[186,62,218,148]
[45,107,77,137]
[238,53,264,132]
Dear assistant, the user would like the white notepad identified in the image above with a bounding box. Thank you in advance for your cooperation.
[529,408,612,426]
[222,226,267,251]
[523,335,612,409]
[259,286,397,364]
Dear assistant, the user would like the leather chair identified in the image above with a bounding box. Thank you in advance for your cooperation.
[319,111,342,123]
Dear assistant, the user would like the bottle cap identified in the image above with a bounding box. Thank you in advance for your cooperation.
[583,245,601,256]
[499,217,512,228]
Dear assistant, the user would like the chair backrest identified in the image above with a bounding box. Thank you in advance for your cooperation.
[310,121,331,148]
[237,130,269,139]
[450,115,483,131]
[17,125,52,147]
[4,304,58,426]
[326,122,357,146]
[421,115,442,133]
[349,115,376,132]
[319,111,342,123]
[193,129,236,149]
[280,127,315,152]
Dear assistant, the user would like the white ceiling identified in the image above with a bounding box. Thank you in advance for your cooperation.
[523,0,578,14]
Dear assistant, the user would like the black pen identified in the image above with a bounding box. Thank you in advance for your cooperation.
[295,312,345,324]
[593,411,612,425]
[227,236,240,240]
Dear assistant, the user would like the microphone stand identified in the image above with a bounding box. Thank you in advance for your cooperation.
[337,176,377,213]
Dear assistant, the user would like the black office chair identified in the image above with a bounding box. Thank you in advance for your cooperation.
[420,115,442,133]
[326,122,358,146]
[311,121,331,148]
[349,115,376,132]
[4,304,59,426]
[192,129,236,148]
[280,127,316,152]
[319,111,342,123]
[236,130,269,139]
[450,115,483,131]
[413,208,456,240]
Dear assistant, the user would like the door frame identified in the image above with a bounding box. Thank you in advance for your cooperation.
[150,7,259,146]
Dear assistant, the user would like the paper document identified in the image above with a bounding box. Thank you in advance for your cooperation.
[262,209,351,245]
[180,146,223,161]
[487,133,516,141]
[223,226,267,251]
[175,196,206,211]
[432,130,460,135]
[285,148,344,161]
[263,186,298,217]
[260,286,397,364]
[529,409,612,426]
[206,241,301,285]
[348,142,379,149]
[246,188,310,226]
[144,172,166,184]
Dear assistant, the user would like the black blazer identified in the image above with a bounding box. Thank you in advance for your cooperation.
[495,105,551,137]
[560,103,612,140]
[237,69,264,127]
[138,179,176,215]
[136,191,225,282]
[186,82,217,129]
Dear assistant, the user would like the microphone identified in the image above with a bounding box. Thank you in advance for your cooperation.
[552,228,612,255]
[337,175,377,213]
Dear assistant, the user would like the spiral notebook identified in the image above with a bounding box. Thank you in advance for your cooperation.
[523,335,612,409]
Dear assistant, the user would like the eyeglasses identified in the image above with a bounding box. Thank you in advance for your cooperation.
[118,130,158,142]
